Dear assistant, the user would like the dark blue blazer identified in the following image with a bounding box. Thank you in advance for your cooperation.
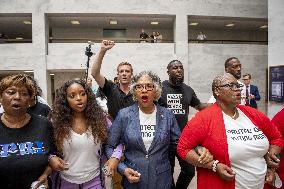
[249,84,261,109]
[105,103,180,189]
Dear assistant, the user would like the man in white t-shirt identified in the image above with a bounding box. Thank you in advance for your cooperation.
[208,57,246,105]
[196,31,206,40]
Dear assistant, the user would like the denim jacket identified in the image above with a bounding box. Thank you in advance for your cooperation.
[105,103,180,189]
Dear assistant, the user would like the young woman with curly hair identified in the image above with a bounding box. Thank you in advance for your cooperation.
[49,79,122,189]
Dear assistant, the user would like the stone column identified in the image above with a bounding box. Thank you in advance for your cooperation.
[174,14,189,84]
[32,11,50,103]
[267,0,284,117]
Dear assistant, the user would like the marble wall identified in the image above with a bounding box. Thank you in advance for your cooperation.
[0,0,267,18]
[46,42,267,116]
[188,44,268,116]
[0,0,269,106]
[53,71,85,91]
[267,0,284,117]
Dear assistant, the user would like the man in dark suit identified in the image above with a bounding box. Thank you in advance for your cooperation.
[242,73,261,109]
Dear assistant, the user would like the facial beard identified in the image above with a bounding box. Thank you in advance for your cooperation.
[170,76,184,86]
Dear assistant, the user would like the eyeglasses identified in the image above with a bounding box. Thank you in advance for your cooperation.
[134,84,155,91]
[217,83,243,90]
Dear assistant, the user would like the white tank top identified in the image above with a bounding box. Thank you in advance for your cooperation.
[60,129,101,184]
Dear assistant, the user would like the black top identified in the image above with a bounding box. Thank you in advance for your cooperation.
[27,101,51,118]
[100,78,134,120]
[158,80,201,130]
[0,114,55,189]
[140,32,149,39]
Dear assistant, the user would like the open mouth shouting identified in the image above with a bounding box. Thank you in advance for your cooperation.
[11,103,22,110]
[141,95,149,103]
[76,102,85,108]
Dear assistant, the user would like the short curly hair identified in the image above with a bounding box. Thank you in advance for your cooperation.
[0,74,36,97]
[50,78,108,152]
[212,73,235,99]
[130,71,162,102]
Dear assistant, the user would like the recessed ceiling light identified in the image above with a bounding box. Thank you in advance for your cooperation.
[259,25,268,29]
[23,20,32,25]
[70,20,80,25]
[16,37,23,40]
[151,21,159,25]
[109,20,118,25]
[24,70,33,73]
[50,73,55,76]
[189,22,199,26]
[226,23,235,27]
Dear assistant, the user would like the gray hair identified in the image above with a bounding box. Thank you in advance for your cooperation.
[212,73,234,99]
[130,71,162,101]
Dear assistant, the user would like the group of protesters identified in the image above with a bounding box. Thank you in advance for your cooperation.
[0,40,283,189]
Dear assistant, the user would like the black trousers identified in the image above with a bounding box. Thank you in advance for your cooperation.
[170,153,195,189]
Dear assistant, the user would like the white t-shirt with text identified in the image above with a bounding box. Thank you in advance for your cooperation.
[223,109,269,189]
[139,107,157,152]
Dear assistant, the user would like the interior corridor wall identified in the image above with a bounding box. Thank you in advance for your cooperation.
[187,44,267,118]
[268,0,284,118]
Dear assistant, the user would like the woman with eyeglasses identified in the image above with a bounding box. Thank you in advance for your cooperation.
[105,71,181,189]
[177,73,283,189]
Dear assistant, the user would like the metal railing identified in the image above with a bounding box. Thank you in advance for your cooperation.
[189,39,268,45]
[48,37,172,43]
[0,39,32,43]
[0,38,268,44]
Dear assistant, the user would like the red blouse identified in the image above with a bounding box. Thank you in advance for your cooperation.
[177,104,283,189]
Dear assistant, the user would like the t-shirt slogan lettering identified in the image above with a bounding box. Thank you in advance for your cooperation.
[140,125,155,138]
[167,94,185,115]
[0,141,46,157]
[226,127,267,141]
[139,107,156,151]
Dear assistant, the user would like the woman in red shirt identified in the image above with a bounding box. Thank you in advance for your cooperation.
[265,108,284,189]
[177,73,283,189]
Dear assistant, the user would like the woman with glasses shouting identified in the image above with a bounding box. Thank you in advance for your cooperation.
[177,73,283,189]
[105,71,181,189]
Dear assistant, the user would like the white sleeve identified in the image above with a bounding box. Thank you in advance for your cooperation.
[37,96,50,107]
[208,95,216,103]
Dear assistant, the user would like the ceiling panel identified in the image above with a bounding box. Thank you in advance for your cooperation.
[188,16,268,31]
[48,14,175,29]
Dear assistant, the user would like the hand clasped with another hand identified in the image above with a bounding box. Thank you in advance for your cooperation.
[124,168,141,183]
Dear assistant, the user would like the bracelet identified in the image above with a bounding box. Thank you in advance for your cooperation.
[212,160,219,172]
[48,154,56,162]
